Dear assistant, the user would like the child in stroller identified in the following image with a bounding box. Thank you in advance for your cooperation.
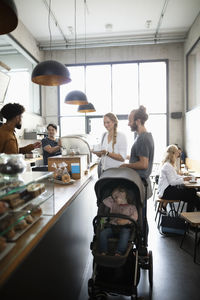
[88,167,153,300]
[99,186,138,256]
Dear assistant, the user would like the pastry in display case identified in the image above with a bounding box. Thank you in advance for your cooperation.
[0,153,27,183]
[0,171,54,261]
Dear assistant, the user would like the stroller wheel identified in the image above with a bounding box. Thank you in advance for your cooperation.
[95,292,107,300]
[88,278,94,297]
[148,250,153,288]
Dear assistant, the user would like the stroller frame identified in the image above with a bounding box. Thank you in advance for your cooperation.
[88,168,153,300]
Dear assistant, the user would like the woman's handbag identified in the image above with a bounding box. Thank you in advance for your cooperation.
[160,215,187,235]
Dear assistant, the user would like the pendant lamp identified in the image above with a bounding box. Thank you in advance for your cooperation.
[77,102,96,113]
[32,60,71,86]
[64,0,88,105]
[65,90,88,105]
[0,0,18,35]
[31,0,71,86]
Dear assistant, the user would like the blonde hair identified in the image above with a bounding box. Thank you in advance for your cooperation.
[104,112,118,151]
[162,144,178,167]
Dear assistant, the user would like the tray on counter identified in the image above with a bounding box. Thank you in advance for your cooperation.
[7,215,41,242]
[52,179,76,185]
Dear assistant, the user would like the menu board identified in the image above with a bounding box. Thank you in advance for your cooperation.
[0,70,10,103]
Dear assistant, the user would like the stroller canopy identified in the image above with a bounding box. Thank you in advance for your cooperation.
[94,167,145,207]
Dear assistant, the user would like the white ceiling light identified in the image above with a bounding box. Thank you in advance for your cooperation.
[145,20,152,29]
[105,23,113,32]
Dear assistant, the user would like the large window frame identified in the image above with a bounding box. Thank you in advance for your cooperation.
[59,59,169,161]
[186,36,200,112]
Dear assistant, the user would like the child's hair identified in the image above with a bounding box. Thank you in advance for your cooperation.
[112,186,133,204]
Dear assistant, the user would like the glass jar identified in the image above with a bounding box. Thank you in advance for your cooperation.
[0,154,26,182]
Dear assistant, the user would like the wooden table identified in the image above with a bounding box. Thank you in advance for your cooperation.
[180,212,200,263]
[184,179,200,189]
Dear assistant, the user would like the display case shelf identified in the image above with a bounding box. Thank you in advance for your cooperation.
[0,172,54,256]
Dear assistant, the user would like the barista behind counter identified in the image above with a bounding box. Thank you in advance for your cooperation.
[42,123,62,165]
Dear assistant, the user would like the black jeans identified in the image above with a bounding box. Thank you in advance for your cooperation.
[162,185,200,212]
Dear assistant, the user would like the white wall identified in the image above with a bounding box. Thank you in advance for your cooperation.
[44,42,184,146]
[184,13,200,159]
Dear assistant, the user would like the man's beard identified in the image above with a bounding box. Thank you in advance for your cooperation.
[131,123,137,132]
[15,123,22,129]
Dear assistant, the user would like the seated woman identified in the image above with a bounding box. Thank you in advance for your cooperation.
[99,186,138,256]
[157,144,200,212]
[42,123,62,165]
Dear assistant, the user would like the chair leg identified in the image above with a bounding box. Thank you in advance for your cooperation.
[180,223,188,248]
[155,201,160,222]
[157,202,163,229]
[180,201,186,213]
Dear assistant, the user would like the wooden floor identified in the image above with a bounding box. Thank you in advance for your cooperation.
[1,174,200,300]
[79,179,200,300]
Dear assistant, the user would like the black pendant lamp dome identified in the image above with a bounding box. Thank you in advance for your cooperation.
[65,90,88,105]
[31,60,71,86]
[31,0,71,86]
[77,102,96,113]
[0,0,18,35]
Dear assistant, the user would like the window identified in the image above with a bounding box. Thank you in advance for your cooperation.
[4,68,41,115]
[59,60,168,162]
[186,37,200,111]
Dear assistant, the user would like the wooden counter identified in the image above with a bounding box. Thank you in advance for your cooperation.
[0,168,95,287]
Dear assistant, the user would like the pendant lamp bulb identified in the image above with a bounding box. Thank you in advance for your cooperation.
[31,0,71,86]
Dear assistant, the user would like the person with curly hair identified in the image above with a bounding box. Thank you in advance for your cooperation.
[0,103,41,154]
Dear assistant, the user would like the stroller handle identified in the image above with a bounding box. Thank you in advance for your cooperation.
[141,177,148,187]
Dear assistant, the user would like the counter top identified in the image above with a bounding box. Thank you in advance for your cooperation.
[0,167,96,286]
[25,156,43,163]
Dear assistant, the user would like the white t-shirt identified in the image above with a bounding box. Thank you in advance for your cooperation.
[100,131,127,170]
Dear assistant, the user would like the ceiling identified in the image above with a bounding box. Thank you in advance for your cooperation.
[1,0,200,54]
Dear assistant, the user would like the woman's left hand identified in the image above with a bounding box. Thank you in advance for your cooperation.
[119,163,129,168]
[100,150,107,156]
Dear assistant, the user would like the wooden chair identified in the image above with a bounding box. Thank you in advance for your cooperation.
[180,212,200,263]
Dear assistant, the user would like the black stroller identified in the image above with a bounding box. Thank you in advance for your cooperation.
[88,168,153,300]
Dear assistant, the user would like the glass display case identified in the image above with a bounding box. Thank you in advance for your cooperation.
[0,171,54,261]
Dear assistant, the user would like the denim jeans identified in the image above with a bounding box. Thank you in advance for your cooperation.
[99,226,131,254]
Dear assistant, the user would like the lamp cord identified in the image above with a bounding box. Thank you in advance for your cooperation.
[74,0,77,64]
[84,0,87,93]
[48,0,53,60]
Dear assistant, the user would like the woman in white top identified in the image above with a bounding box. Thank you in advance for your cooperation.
[158,144,200,212]
[93,113,127,176]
